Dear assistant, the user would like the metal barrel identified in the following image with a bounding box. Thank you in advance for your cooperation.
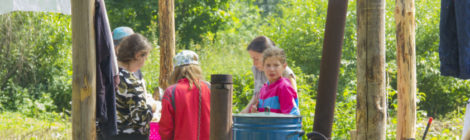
[233,113,303,140]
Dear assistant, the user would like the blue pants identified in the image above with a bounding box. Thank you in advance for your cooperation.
[440,0,470,79]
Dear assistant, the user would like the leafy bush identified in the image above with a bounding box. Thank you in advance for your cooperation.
[105,0,230,48]
[0,12,72,114]
[413,0,470,117]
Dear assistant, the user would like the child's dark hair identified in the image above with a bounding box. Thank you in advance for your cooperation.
[246,36,276,53]
[117,33,152,63]
[263,47,286,64]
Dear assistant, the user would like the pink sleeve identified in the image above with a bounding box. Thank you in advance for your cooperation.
[278,85,298,114]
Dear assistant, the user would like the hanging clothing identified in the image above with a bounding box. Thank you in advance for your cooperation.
[159,78,211,140]
[257,77,300,115]
[440,1,470,138]
[439,0,470,79]
[95,0,119,138]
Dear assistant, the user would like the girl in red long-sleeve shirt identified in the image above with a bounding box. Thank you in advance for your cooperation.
[159,50,211,140]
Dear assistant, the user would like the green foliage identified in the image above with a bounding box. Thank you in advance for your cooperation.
[261,0,327,75]
[413,0,470,117]
[295,73,318,139]
[0,111,71,139]
[105,0,230,48]
[105,0,159,40]
[253,0,282,17]
[231,71,255,113]
[175,0,230,48]
[0,12,72,114]
[106,0,158,33]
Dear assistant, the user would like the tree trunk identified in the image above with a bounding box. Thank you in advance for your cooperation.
[350,130,357,140]
[158,0,175,91]
[71,0,96,139]
[395,0,416,139]
[356,0,386,139]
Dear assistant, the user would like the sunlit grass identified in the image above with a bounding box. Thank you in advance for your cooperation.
[0,111,71,140]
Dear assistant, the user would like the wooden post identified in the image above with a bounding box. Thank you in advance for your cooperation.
[356,0,386,139]
[350,130,357,140]
[71,0,96,139]
[395,0,416,139]
[210,75,233,140]
[158,0,175,91]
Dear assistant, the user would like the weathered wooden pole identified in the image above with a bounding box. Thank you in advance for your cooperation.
[71,0,96,139]
[158,0,175,90]
[210,74,233,140]
[311,0,348,139]
[356,0,387,139]
[350,130,357,140]
[395,0,416,139]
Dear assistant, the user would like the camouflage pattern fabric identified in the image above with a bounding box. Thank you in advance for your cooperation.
[116,68,153,135]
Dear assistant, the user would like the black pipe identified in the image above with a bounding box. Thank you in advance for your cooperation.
[422,117,433,140]
[210,74,233,140]
[311,0,349,139]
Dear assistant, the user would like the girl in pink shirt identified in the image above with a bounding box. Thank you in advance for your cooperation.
[251,47,300,115]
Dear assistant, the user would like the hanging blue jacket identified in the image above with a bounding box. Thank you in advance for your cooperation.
[439,0,470,79]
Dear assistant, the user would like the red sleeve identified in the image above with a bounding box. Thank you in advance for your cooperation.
[278,84,297,114]
[159,87,175,140]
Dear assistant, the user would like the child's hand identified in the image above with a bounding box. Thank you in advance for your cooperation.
[240,107,250,113]
[250,98,259,113]
[150,103,157,113]
[241,102,257,113]
[240,95,258,113]
[250,104,258,113]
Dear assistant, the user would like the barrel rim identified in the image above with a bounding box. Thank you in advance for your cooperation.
[233,114,302,118]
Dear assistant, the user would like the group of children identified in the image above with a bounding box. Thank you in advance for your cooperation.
[112,26,300,140]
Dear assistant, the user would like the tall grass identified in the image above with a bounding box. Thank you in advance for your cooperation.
[0,112,71,140]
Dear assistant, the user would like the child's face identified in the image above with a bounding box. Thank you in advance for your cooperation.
[263,57,286,83]
[248,50,264,71]
[133,50,149,70]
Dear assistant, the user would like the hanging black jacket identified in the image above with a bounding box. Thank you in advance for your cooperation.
[95,0,118,137]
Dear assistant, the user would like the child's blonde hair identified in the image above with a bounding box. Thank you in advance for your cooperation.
[169,64,203,90]
[262,47,287,65]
